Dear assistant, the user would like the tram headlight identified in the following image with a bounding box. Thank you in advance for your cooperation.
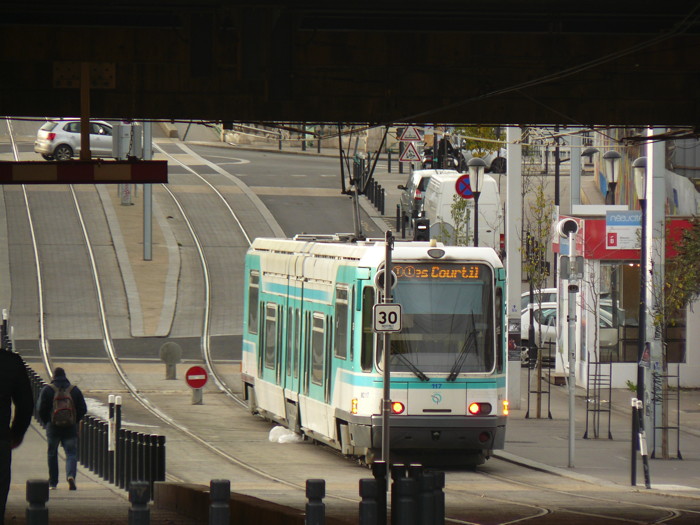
[391,401,405,415]
[503,400,509,416]
[351,398,358,415]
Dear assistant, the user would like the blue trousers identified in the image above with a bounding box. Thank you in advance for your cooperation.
[46,426,77,486]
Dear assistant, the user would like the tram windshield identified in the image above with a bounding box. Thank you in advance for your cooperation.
[377,262,494,376]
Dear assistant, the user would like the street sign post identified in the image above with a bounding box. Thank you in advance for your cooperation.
[186,365,208,405]
[373,303,402,332]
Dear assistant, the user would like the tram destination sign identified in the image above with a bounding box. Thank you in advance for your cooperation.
[373,303,402,333]
[393,263,483,281]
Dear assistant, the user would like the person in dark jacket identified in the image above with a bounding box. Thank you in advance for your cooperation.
[0,351,33,525]
[37,367,87,491]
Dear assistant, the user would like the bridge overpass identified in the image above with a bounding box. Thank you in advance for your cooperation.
[2,1,700,126]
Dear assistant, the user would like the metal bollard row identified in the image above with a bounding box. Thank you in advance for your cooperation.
[79,398,165,499]
[302,464,444,525]
[356,463,444,525]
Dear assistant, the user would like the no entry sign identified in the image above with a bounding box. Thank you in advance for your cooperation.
[185,366,208,389]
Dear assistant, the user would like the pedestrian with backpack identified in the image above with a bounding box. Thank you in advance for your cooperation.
[37,368,87,491]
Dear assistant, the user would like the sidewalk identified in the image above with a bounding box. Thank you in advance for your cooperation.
[499,368,700,493]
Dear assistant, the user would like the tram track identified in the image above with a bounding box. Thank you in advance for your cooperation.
[3,121,360,504]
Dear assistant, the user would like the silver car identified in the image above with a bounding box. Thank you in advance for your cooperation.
[34,119,114,161]
[397,169,432,226]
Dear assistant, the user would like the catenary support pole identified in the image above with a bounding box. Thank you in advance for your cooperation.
[143,120,153,261]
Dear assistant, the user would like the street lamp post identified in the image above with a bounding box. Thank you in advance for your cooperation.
[603,150,621,205]
[633,156,647,406]
[631,155,652,488]
[468,157,486,247]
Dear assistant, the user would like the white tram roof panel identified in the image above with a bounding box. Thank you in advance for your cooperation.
[250,236,503,270]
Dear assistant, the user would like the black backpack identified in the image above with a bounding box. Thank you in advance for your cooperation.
[50,385,76,427]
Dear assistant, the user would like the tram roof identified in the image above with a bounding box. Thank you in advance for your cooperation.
[249,236,503,269]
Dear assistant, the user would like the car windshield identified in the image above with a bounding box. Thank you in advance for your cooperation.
[377,262,495,376]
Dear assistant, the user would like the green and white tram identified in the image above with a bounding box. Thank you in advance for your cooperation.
[241,234,508,465]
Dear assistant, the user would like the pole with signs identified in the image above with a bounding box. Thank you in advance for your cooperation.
[567,232,578,468]
[381,231,393,466]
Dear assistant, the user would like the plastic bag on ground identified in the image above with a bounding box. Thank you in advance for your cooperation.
[268,425,304,444]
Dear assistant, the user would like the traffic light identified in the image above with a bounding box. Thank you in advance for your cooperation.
[413,218,430,241]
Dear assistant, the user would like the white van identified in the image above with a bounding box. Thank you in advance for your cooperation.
[421,171,504,249]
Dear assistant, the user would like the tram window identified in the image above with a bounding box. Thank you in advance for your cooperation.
[264,304,277,369]
[294,308,301,379]
[248,272,259,334]
[360,287,375,372]
[311,313,325,385]
[286,308,293,376]
[334,286,349,359]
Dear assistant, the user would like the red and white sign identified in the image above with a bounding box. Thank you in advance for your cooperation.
[399,142,421,162]
[185,366,208,389]
[399,126,422,142]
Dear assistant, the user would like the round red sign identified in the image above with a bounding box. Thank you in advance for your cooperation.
[185,365,208,389]
[455,174,473,199]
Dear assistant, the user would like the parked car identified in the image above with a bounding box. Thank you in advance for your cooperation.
[520,288,558,311]
[521,301,619,366]
[397,169,433,227]
[34,119,114,160]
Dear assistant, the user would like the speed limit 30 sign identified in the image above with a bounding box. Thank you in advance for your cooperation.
[373,303,402,332]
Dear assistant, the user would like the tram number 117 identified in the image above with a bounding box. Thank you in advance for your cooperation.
[373,303,402,332]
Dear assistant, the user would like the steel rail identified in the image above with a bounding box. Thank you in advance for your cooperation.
[4,117,52,375]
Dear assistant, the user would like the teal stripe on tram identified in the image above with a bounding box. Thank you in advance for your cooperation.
[339,370,506,388]
[264,282,331,303]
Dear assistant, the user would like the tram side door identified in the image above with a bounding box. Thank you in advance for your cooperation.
[303,311,332,437]
[284,301,302,396]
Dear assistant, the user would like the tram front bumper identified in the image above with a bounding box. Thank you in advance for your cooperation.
[368,415,506,451]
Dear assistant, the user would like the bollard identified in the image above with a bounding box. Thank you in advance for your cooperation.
[91,417,99,474]
[209,479,231,525]
[359,478,379,525]
[305,479,325,525]
[432,471,445,525]
[78,419,85,465]
[371,461,388,525]
[419,472,435,525]
[138,433,147,481]
[146,435,157,494]
[407,464,423,523]
[85,416,95,472]
[155,435,166,483]
[129,481,150,525]
[26,479,49,525]
[390,464,406,517]
[99,419,108,479]
[117,428,127,489]
[392,477,417,525]
[115,396,122,486]
[124,430,134,488]
[108,395,115,483]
